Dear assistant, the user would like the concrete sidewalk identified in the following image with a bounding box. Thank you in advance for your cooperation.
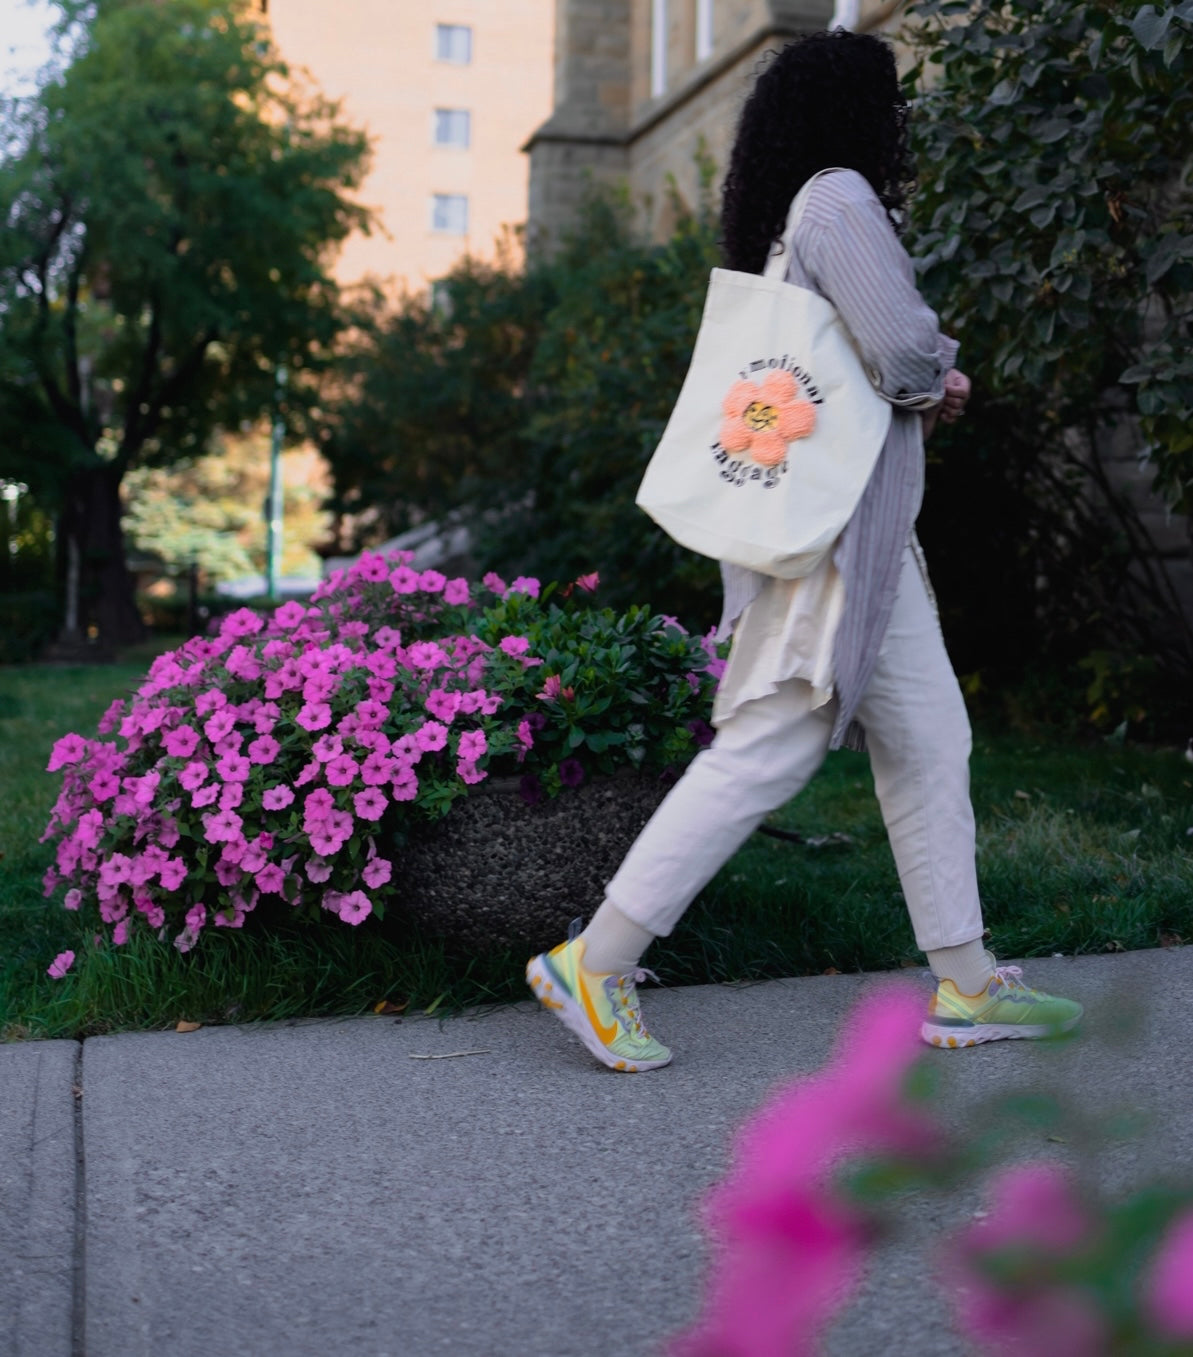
[3,947,1192,1357]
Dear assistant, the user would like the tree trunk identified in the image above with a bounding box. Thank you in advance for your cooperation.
[59,461,147,651]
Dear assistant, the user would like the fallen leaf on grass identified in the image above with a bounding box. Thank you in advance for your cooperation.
[373,1000,409,1015]
[175,1020,201,1033]
[408,1050,491,1061]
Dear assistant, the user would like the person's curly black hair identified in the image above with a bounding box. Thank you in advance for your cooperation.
[720,31,915,274]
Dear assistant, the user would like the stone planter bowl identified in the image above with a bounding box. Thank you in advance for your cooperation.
[396,772,672,953]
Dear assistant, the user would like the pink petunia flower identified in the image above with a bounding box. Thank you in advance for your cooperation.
[90,769,120,801]
[456,760,487,785]
[273,599,308,630]
[444,578,470,606]
[509,575,541,598]
[338,890,373,925]
[458,729,487,763]
[247,734,280,765]
[255,864,286,895]
[353,787,388,820]
[389,565,420,594]
[160,857,188,891]
[216,753,251,783]
[482,571,507,595]
[202,808,244,844]
[203,709,236,744]
[575,571,600,592]
[162,726,200,759]
[418,569,447,593]
[719,370,816,467]
[64,888,83,910]
[219,781,245,811]
[306,857,333,883]
[313,733,344,763]
[414,721,448,753]
[47,950,75,979]
[178,761,209,792]
[499,636,531,657]
[426,688,462,723]
[262,786,295,811]
[296,702,333,732]
[47,733,89,772]
[191,782,220,808]
[362,857,393,889]
[325,754,361,788]
[407,641,448,670]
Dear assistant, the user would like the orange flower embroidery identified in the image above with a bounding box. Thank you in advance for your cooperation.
[719,371,816,467]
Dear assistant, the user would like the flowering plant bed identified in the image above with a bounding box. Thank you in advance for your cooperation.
[40,553,723,962]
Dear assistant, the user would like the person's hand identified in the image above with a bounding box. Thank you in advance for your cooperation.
[939,368,971,424]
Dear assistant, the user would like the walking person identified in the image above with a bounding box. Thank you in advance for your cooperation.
[527,30,1083,1072]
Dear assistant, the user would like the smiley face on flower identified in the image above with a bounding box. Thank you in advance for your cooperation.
[719,370,816,467]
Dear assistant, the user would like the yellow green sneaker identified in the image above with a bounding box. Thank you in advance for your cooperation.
[526,934,672,1072]
[922,964,1084,1048]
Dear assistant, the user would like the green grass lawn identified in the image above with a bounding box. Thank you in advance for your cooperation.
[2,651,1191,1039]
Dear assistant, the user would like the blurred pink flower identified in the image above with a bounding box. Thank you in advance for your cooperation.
[482,571,507,594]
[456,759,487,784]
[444,577,470,605]
[943,1163,1105,1357]
[575,572,600,593]
[1144,1209,1193,1339]
[509,575,541,598]
[419,569,447,593]
[499,636,531,657]
[255,864,286,894]
[179,761,209,791]
[671,986,934,1357]
[325,754,361,788]
[389,565,420,594]
[47,950,75,979]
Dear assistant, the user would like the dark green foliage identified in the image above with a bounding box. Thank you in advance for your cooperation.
[904,0,1193,719]
[323,189,724,628]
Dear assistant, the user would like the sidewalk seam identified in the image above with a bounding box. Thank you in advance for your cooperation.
[71,1040,86,1357]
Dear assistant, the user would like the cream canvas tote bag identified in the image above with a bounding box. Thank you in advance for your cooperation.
[635,170,892,578]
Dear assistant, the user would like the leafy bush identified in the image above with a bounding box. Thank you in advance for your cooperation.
[905,0,1193,711]
[39,551,722,960]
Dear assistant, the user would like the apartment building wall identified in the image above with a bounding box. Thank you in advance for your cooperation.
[262,0,555,290]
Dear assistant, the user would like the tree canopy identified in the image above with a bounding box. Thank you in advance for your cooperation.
[0,0,371,644]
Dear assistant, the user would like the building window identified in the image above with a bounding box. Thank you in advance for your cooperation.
[431,194,469,235]
[696,0,713,60]
[435,23,472,64]
[650,0,668,97]
[433,108,471,149]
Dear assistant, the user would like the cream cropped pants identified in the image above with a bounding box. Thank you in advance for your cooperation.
[605,547,985,953]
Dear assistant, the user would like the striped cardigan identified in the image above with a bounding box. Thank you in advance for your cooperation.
[719,170,959,751]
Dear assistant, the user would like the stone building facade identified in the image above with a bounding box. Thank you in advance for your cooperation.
[525,0,841,246]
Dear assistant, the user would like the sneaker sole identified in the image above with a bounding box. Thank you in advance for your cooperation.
[921,1013,1083,1048]
[525,955,672,1073]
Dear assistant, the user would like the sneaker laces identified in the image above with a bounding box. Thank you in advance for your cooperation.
[612,967,659,1040]
[994,965,1027,991]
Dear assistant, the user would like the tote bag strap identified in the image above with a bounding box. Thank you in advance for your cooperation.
[762,167,847,282]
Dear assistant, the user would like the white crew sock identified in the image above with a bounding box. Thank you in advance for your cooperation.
[926,938,997,997]
[578,899,656,977]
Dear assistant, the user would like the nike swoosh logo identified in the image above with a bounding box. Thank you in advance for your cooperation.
[579,975,621,1045]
